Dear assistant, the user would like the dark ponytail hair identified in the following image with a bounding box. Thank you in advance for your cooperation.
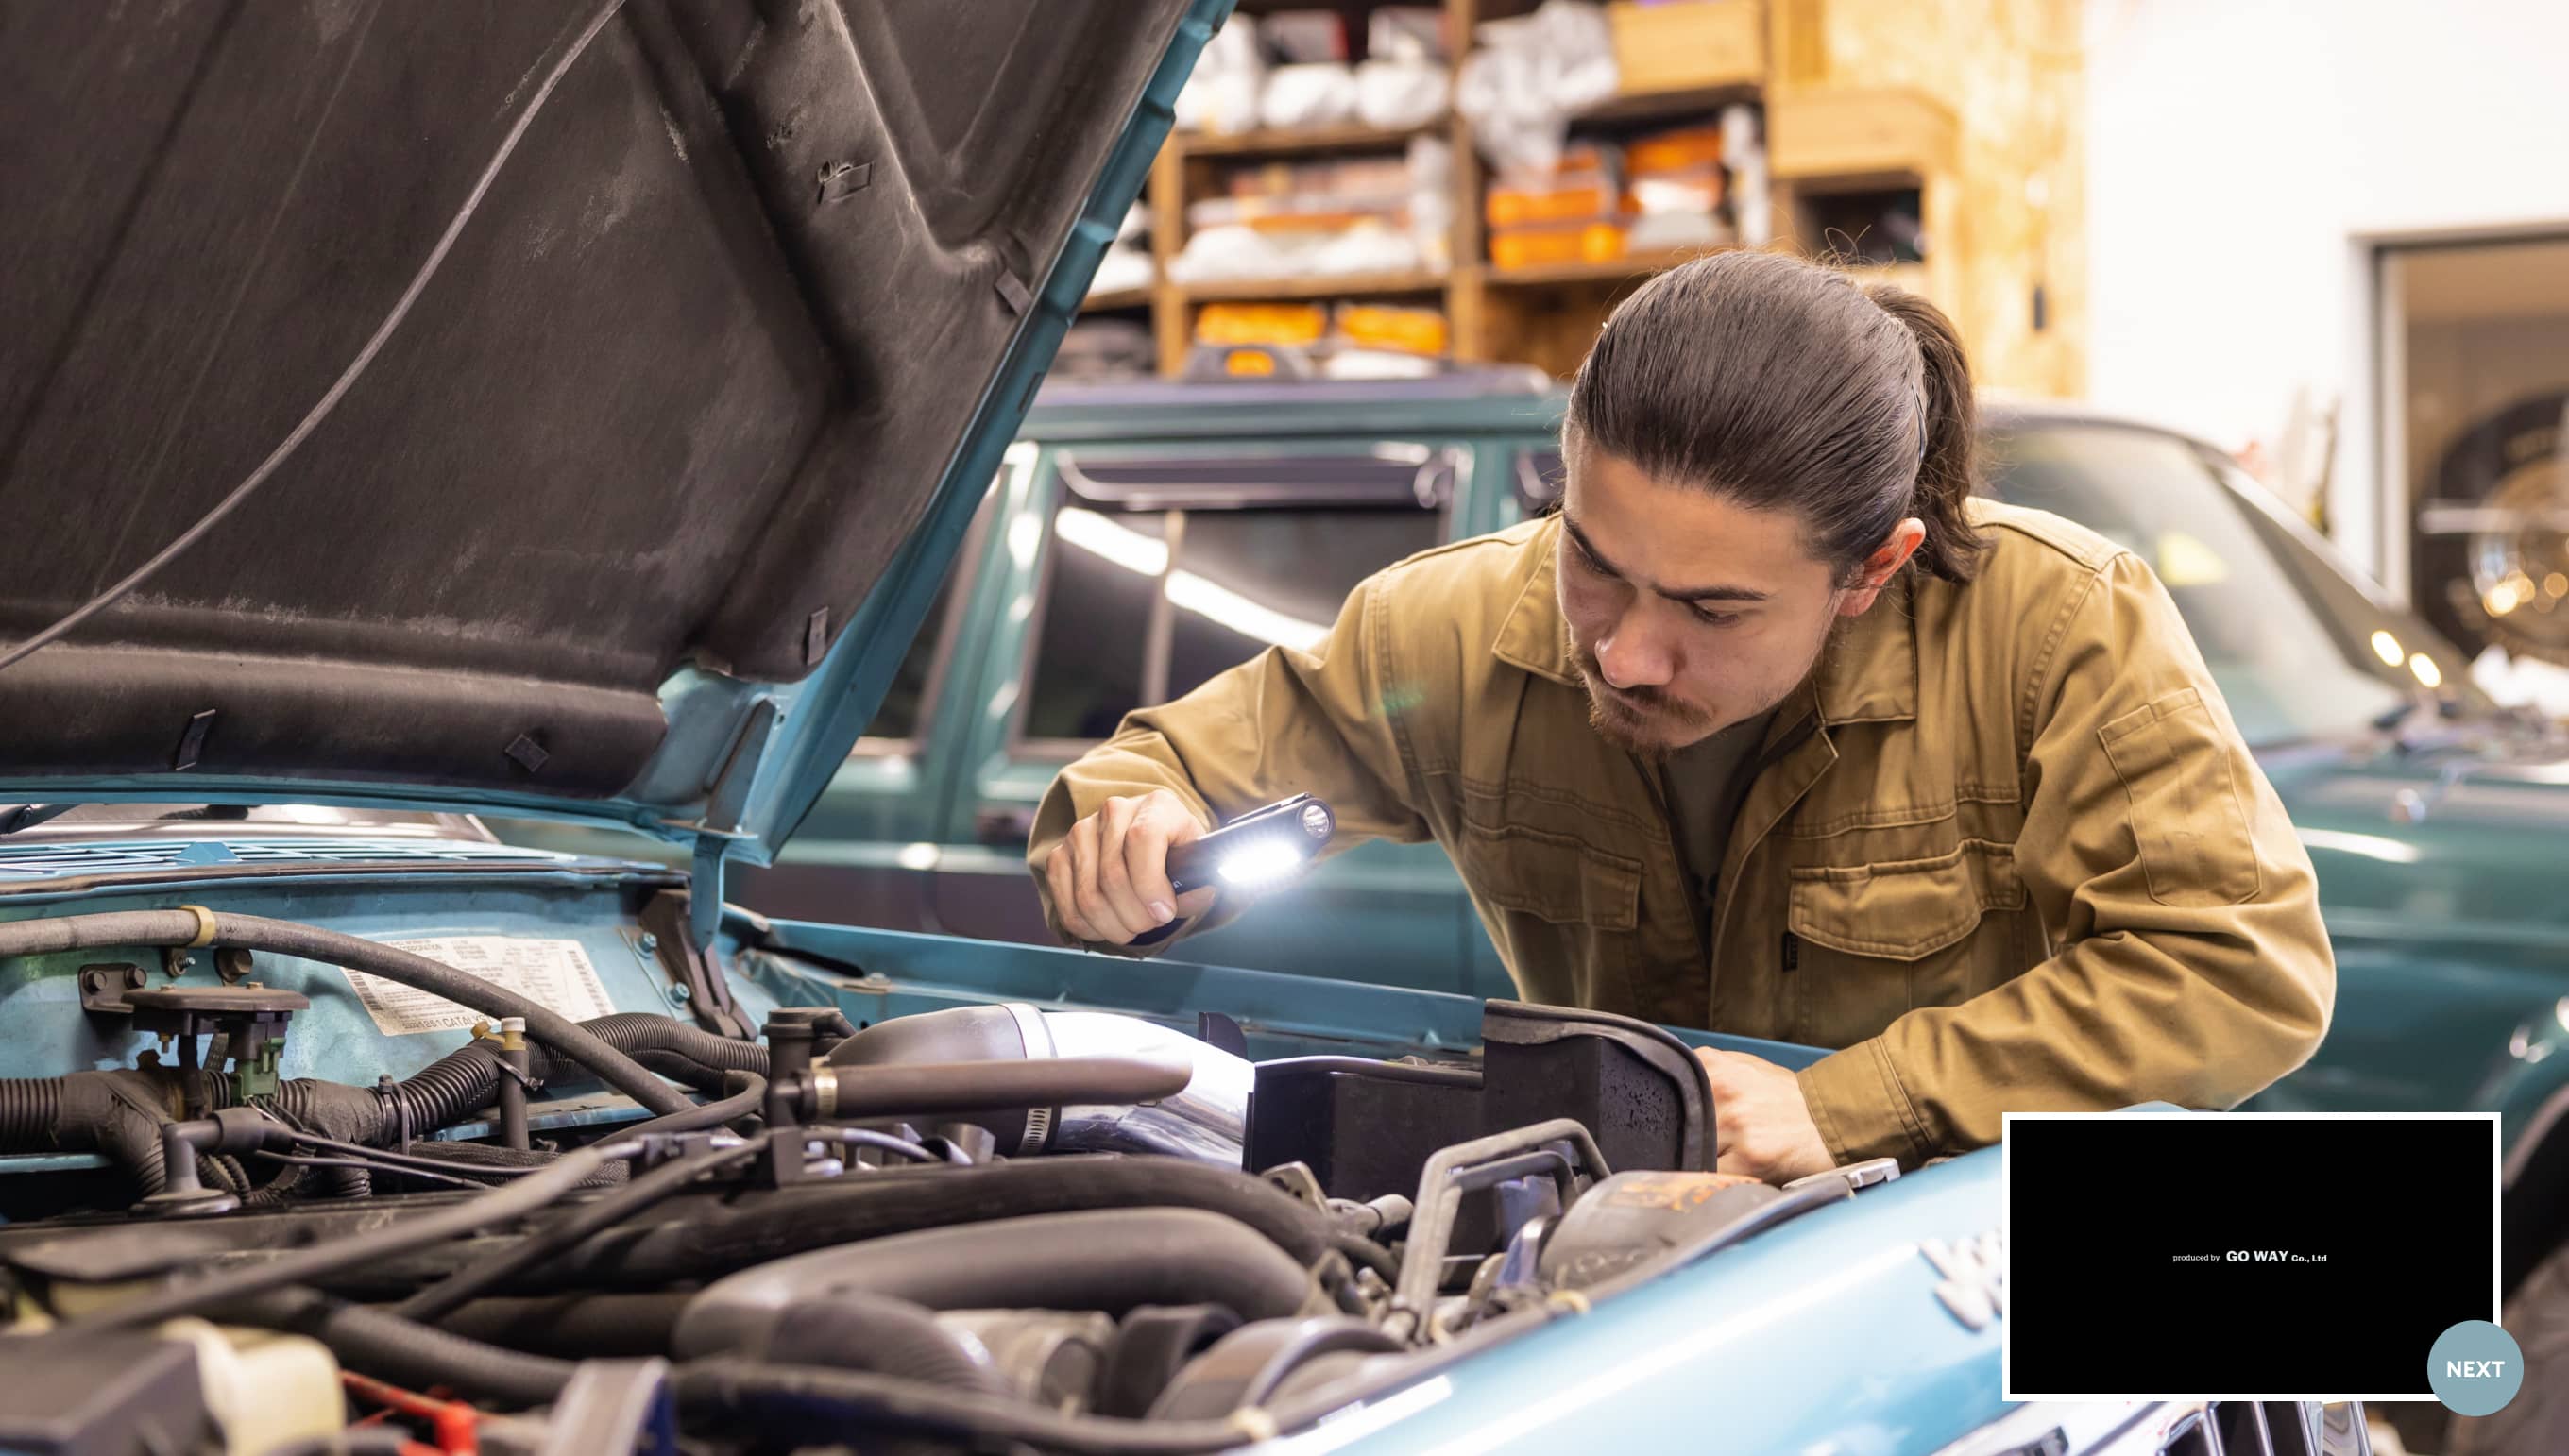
[1564,250,1988,584]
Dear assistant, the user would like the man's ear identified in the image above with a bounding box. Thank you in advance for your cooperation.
[1833,518,1927,618]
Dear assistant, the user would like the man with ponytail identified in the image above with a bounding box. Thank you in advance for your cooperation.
[1031,251,2334,1181]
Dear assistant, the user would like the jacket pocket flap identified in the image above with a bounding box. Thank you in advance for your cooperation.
[1464,821,1642,931]
[1788,841,2023,959]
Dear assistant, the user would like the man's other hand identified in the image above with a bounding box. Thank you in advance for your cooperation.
[1045,790,1220,945]
[1694,1046,1835,1184]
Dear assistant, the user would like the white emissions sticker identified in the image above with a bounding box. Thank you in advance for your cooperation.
[340,937,617,1037]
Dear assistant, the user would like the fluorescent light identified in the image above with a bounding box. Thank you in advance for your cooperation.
[2370,630,2403,667]
[1054,508,1330,650]
[1165,571,1331,652]
[2409,653,2444,689]
[2296,829,2423,865]
[1054,508,1167,575]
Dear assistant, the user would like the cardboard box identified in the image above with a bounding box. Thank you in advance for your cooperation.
[1607,1,1764,95]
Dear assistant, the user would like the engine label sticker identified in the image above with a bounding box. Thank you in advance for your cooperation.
[340,938,617,1036]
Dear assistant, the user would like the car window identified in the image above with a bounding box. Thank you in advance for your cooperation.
[1517,447,1567,515]
[858,488,1000,747]
[1987,422,2457,746]
[859,570,961,742]
[1019,450,1447,747]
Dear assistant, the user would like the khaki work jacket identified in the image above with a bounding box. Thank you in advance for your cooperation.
[1029,500,2335,1166]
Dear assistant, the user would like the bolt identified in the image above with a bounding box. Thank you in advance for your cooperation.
[638,933,659,955]
[668,984,692,1005]
[126,966,148,990]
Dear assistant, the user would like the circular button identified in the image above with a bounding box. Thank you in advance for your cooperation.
[2428,1320,2524,1416]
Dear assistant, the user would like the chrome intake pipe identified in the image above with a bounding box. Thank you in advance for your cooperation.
[822,1003,1250,1166]
[1023,1007,1250,1164]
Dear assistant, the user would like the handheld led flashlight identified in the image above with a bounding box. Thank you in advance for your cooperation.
[1165,793,1336,898]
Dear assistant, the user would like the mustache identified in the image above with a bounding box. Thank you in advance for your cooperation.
[1576,656,1710,724]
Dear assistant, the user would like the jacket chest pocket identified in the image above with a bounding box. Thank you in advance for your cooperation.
[1784,840,2026,1049]
[1457,821,1642,1019]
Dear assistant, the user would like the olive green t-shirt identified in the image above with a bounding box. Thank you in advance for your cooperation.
[1659,709,1775,936]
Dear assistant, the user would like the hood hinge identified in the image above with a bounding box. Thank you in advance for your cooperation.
[638,885,752,1041]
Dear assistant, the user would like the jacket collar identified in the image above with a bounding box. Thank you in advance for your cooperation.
[1491,516,1921,726]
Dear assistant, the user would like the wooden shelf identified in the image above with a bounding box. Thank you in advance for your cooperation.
[1178,270,1449,302]
[1572,85,1757,127]
[1178,120,1441,160]
[1484,247,1735,286]
[1080,286,1155,313]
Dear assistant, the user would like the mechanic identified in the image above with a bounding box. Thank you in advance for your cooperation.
[1027,250,2335,1182]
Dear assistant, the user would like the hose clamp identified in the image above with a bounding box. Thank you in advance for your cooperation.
[178,905,219,948]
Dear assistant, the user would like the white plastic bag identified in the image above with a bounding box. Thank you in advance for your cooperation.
[1455,0,1619,175]
[1176,20,1265,135]
[1353,60,1450,130]
[1258,63,1361,131]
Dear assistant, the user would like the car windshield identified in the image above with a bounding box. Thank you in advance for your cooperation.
[1986,421,2471,748]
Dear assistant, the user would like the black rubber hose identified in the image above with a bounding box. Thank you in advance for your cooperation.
[396,1135,767,1322]
[621,1071,763,1140]
[0,910,689,1116]
[436,1292,692,1357]
[672,1359,1327,1456]
[224,1288,576,1409]
[392,1140,627,1186]
[673,1208,1316,1358]
[760,1293,1007,1394]
[0,1079,60,1145]
[508,1157,1373,1295]
[585,1013,768,1077]
[65,1133,643,1332]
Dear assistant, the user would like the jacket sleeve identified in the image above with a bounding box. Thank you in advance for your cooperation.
[1797,551,2337,1165]
[1026,570,1434,956]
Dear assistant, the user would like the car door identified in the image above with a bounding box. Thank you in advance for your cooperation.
[927,432,1499,994]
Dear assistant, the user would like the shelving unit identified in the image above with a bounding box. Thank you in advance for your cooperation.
[1082,0,2082,393]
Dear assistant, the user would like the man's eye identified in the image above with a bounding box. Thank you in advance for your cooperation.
[1688,605,1741,627]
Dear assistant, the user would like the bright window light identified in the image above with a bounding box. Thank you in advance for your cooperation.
[1165,572,1330,652]
[1055,509,1330,651]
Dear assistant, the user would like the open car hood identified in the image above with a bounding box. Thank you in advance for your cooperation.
[0,0,1216,869]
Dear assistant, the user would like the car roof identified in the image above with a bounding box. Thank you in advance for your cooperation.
[1023,370,1570,442]
[1022,379,2223,458]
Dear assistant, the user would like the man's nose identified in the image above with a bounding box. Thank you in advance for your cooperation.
[1595,614,1676,689]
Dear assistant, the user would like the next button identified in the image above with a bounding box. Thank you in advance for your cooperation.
[2446,1360,2508,1379]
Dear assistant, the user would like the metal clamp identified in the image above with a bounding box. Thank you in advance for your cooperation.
[1385,1118,1611,1343]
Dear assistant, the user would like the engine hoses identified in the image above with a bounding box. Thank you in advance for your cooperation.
[0,909,690,1115]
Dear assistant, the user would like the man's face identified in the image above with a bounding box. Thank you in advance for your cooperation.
[1555,446,1912,757]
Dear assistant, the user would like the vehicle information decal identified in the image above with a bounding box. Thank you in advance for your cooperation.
[341,938,616,1036]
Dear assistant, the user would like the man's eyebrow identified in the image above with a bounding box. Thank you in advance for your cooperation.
[1562,516,1771,604]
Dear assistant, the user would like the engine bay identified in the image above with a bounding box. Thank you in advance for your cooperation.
[0,895,1886,1455]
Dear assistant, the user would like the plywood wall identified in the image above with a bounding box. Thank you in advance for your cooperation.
[1774,0,2088,398]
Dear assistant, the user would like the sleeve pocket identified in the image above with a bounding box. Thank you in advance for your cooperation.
[2098,687,2261,908]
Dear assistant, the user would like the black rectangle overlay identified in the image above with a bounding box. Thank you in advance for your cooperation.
[2007,1113,2496,1397]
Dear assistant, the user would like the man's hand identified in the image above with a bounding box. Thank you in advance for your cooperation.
[1044,790,1221,945]
[1694,1046,1836,1184]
